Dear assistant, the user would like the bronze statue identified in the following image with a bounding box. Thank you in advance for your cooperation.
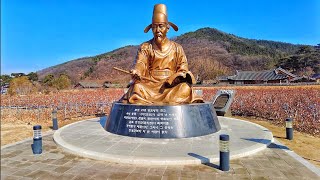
[124,4,203,105]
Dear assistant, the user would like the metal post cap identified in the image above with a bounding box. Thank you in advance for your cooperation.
[33,125,42,130]
[220,134,229,141]
[285,118,292,122]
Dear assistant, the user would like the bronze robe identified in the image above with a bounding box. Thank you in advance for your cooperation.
[127,39,203,104]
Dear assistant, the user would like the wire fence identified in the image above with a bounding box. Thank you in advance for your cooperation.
[0,89,124,123]
[202,85,320,136]
[1,86,319,136]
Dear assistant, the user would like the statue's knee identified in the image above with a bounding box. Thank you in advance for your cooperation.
[179,83,191,90]
[174,83,191,97]
[133,83,143,91]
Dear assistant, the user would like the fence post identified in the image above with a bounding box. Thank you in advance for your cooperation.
[37,106,40,120]
[64,105,67,120]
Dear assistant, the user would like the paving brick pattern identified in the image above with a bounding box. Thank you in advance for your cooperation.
[1,135,319,180]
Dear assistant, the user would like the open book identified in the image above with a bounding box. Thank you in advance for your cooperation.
[165,71,196,87]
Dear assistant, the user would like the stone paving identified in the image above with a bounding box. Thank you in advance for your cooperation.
[1,133,320,180]
[53,117,273,165]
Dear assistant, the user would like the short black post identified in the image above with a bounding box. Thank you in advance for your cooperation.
[285,118,293,140]
[219,134,230,171]
[52,109,58,130]
[32,125,42,154]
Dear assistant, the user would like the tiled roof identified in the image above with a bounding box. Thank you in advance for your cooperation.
[275,67,296,78]
[217,76,229,81]
[77,81,103,88]
[311,74,320,79]
[229,68,292,81]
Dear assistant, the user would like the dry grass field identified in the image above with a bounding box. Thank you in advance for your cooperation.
[235,116,320,168]
[1,85,319,168]
[1,115,94,146]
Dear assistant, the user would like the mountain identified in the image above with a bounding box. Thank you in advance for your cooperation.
[37,27,305,84]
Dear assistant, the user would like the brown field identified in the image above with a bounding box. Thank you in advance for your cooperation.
[1,114,95,146]
[1,85,319,167]
[234,116,320,168]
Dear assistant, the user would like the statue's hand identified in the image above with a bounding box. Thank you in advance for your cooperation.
[130,69,141,81]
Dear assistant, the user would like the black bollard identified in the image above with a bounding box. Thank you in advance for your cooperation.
[285,118,293,140]
[32,125,42,154]
[219,134,230,171]
[52,109,58,130]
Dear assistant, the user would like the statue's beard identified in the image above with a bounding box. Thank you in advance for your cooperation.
[154,34,165,44]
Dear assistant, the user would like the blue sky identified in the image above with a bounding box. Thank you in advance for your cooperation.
[1,0,319,75]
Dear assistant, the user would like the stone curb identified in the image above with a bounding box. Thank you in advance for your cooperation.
[53,117,273,165]
[273,139,320,176]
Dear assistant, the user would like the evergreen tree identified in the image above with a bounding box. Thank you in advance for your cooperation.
[27,72,38,81]
[43,74,54,86]
[52,74,71,90]
[0,74,12,85]
[8,76,35,95]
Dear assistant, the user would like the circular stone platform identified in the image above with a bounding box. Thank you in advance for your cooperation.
[53,117,273,165]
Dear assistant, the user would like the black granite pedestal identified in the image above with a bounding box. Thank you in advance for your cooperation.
[104,102,221,138]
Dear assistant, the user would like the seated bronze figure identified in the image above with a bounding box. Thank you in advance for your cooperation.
[125,4,203,105]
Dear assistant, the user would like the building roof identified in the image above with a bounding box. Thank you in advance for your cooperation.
[311,74,320,79]
[76,81,103,88]
[217,76,229,81]
[274,67,297,78]
[228,67,296,81]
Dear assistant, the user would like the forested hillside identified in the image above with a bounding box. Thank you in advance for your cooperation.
[37,27,317,84]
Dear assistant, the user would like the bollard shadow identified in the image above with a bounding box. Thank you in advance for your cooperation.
[242,138,290,150]
[273,135,286,140]
[302,157,320,163]
[242,138,271,145]
[187,153,220,169]
[267,143,290,150]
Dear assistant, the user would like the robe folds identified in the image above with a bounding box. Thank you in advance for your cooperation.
[126,39,203,105]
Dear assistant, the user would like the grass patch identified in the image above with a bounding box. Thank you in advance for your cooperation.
[1,116,95,146]
[233,115,320,168]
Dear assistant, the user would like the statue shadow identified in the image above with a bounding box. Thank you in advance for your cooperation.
[242,138,290,150]
[187,153,220,169]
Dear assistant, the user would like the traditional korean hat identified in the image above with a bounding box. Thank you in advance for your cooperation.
[144,4,179,33]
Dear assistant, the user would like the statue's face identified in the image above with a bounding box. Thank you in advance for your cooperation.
[152,23,169,44]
